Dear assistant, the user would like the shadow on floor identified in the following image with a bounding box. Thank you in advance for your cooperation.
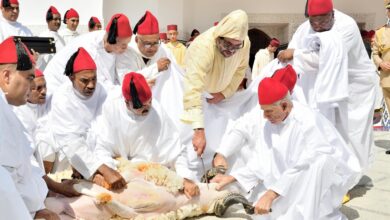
[375,140,390,150]
[349,175,373,201]
[341,205,360,220]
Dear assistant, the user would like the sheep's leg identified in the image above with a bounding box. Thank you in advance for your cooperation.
[73,181,138,219]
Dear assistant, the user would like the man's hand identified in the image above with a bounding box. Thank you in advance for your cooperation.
[31,49,40,62]
[210,174,236,191]
[380,61,390,71]
[157,58,171,72]
[212,153,228,170]
[277,49,295,63]
[96,164,127,190]
[193,129,206,156]
[254,190,279,215]
[58,179,81,197]
[182,178,200,199]
[206,92,225,104]
[43,175,80,197]
[147,78,157,87]
[71,167,83,179]
[34,208,60,220]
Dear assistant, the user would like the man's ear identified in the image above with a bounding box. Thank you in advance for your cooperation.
[282,102,288,110]
[135,36,138,43]
[124,100,132,110]
[1,69,11,85]
[68,74,75,82]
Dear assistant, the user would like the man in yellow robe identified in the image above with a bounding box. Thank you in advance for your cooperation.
[166,24,186,68]
[181,10,250,156]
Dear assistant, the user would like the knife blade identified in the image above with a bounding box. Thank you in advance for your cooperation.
[200,155,209,189]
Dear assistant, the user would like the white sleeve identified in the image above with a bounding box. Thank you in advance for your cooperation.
[293,49,319,75]
[57,136,102,179]
[216,109,254,158]
[174,147,198,181]
[230,161,261,192]
[116,50,160,83]
[216,131,245,158]
[138,63,160,80]
[0,167,33,220]
[93,113,118,170]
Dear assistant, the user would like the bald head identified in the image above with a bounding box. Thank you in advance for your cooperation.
[0,64,35,106]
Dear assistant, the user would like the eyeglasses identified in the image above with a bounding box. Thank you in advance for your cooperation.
[138,38,160,49]
[4,6,19,11]
[218,37,244,51]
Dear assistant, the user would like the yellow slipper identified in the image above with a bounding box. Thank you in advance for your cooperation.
[342,193,351,204]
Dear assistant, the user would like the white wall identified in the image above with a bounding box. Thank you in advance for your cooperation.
[17,0,103,34]
[102,0,185,39]
[182,0,386,38]
[17,0,388,40]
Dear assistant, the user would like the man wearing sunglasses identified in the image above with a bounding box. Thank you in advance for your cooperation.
[0,0,33,42]
[181,10,250,162]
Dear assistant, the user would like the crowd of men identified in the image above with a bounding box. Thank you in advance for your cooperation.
[0,0,382,219]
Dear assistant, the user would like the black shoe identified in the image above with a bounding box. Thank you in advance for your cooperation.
[386,149,390,155]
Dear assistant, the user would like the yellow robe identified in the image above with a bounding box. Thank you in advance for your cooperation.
[373,26,390,86]
[181,10,250,128]
[166,41,187,68]
[373,26,390,110]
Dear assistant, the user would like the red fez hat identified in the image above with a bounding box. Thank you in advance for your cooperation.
[122,72,152,106]
[1,0,18,7]
[214,21,219,26]
[73,47,96,73]
[272,65,297,93]
[35,68,44,78]
[106,13,132,40]
[0,37,34,71]
[65,8,79,19]
[167,24,178,31]
[136,11,159,35]
[258,77,288,105]
[307,0,333,16]
[159,33,167,40]
[64,47,96,76]
[48,6,60,16]
[269,38,280,47]
[91,16,101,25]
[368,30,375,39]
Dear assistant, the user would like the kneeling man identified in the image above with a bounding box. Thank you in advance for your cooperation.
[213,77,360,219]
[94,72,199,197]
